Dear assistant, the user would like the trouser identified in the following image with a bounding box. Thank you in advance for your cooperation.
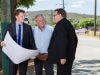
[8,59,28,75]
[34,58,54,75]
[57,60,73,75]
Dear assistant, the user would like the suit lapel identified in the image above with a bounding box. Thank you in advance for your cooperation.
[22,23,26,45]
[12,23,16,35]
[10,23,17,42]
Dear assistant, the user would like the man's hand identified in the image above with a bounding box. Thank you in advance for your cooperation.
[60,59,66,65]
[41,53,48,60]
[37,53,48,61]
[1,41,6,47]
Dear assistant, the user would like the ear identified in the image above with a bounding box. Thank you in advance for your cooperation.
[59,14,62,17]
[15,16,18,19]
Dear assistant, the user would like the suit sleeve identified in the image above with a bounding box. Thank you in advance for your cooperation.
[67,21,78,60]
[69,27,78,58]
[56,24,68,59]
[29,26,37,50]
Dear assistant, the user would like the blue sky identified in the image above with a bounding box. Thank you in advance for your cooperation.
[20,0,100,15]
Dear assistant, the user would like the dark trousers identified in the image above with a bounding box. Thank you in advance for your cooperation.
[8,59,28,75]
[57,60,73,75]
[34,59,54,75]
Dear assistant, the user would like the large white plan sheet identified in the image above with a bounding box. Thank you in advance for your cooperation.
[2,32,39,64]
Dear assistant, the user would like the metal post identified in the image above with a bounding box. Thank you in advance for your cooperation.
[62,0,65,9]
[94,0,97,36]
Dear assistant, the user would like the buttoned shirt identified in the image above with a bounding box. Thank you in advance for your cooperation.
[33,25,53,53]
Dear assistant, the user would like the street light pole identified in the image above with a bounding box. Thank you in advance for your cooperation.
[56,0,66,9]
[94,0,97,36]
[63,0,65,9]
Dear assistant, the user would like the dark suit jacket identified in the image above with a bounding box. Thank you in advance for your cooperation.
[48,18,78,63]
[7,22,36,50]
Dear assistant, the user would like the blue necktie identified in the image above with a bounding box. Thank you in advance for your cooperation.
[18,25,21,45]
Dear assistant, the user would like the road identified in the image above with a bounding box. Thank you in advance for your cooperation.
[76,36,100,60]
[73,36,100,75]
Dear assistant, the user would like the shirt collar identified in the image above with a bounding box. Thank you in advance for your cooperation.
[37,25,46,32]
[16,21,23,26]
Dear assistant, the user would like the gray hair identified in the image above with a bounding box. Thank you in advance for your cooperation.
[35,14,45,19]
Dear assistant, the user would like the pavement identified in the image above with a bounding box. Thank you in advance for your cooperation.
[1,35,100,75]
[76,35,100,60]
[26,35,100,75]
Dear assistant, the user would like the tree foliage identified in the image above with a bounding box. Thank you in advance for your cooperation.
[16,0,36,8]
[0,0,36,21]
[0,0,1,8]
[10,0,36,22]
[68,18,79,29]
[0,0,36,8]
[77,18,94,28]
[97,19,100,28]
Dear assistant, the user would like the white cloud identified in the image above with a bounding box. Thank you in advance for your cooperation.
[74,1,85,4]
[85,0,100,4]
[98,0,100,4]
[36,0,48,2]
[71,1,86,8]
[71,5,82,8]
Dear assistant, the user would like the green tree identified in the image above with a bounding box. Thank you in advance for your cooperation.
[16,0,35,8]
[0,0,36,21]
[97,19,100,28]
[0,0,36,8]
[0,0,1,21]
[11,0,36,22]
[77,18,94,28]
[68,18,79,29]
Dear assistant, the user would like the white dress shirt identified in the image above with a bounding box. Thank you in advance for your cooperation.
[33,25,53,53]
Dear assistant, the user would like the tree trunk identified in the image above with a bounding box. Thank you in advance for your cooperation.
[10,0,17,22]
[1,0,11,75]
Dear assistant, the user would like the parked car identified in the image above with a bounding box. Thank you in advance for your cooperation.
[76,28,88,34]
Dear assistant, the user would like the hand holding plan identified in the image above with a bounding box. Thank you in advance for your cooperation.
[2,32,39,64]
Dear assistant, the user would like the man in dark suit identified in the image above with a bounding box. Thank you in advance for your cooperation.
[1,9,36,75]
[48,8,78,75]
